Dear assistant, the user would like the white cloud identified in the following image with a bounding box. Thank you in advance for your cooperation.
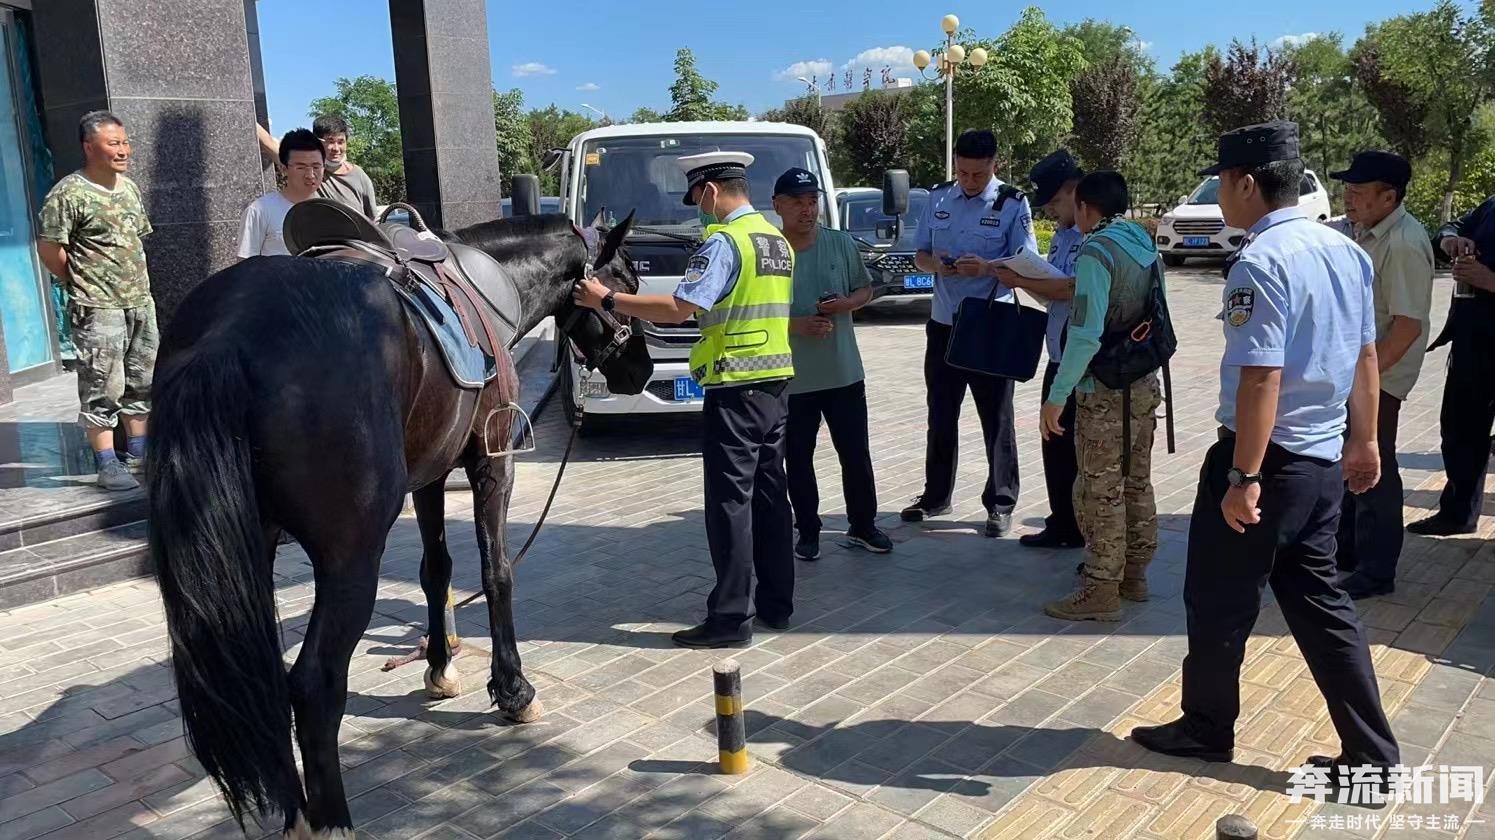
[512,62,557,77]
[775,59,833,82]
[1132,39,1154,52]
[576,82,600,92]
[841,46,918,76]
[1270,32,1320,49]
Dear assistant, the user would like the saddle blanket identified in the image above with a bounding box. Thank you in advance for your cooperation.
[394,281,495,389]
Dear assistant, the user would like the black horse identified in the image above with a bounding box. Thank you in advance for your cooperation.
[147,213,649,838]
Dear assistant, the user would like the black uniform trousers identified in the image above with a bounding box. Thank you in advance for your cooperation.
[1038,361,1082,539]
[786,380,877,538]
[1180,437,1399,768]
[1336,393,1403,584]
[922,320,1020,514]
[702,379,794,628]
[1435,297,1495,530]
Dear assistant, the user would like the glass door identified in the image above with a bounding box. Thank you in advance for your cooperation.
[0,8,53,374]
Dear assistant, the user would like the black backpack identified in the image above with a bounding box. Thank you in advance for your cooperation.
[1086,254,1177,476]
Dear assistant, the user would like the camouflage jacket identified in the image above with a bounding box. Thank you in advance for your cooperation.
[38,172,153,309]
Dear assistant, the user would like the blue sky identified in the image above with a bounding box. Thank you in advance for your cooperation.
[259,0,1425,134]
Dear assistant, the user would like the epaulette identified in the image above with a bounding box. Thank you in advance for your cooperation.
[932,179,955,190]
[992,184,1026,212]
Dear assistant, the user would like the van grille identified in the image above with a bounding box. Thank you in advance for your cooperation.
[1174,220,1225,236]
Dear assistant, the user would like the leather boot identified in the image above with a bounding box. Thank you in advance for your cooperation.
[1043,576,1122,621]
[1120,562,1149,602]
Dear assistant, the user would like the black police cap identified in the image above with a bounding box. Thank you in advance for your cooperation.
[1028,149,1084,209]
[1330,151,1412,189]
[1199,120,1300,176]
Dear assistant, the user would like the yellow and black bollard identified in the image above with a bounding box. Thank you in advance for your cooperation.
[713,659,749,775]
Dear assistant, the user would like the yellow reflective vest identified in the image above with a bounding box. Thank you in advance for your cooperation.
[689,211,796,386]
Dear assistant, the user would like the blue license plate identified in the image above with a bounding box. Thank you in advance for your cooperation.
[1183,236,1210,247]
[673,376,705,401]
[903,273,935,290]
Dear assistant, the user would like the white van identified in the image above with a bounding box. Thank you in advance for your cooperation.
[552,121,840,422]
[1155,170,1333,266]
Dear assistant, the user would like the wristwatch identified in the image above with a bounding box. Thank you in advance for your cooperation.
[601,291,617,313]
[1226,467,1263,488]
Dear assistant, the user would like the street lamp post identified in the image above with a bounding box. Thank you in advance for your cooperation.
[580,103,608,123]
[913,14,989,180]
[795,76,822,105]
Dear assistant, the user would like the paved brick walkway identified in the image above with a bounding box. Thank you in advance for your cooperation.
[0,267,1491,840]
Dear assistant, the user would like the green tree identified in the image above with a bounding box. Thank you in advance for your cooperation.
[1353,1,1495,221]
[665,48,749,122]
[493,88,534,192]
[760,95,830,140]
[309,75,405,201]
[1280,35,1383,204]
[943,8,1087,178]
[836,90,913,186]
[1063,19,1153,76]
[1128,48,1218,212]
[1201,40,1294,136]
[1069,54,1142,171]
[526,106,598,194]
[628,106,665,123]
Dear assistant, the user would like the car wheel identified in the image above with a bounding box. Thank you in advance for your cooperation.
[1162,253,1186,268]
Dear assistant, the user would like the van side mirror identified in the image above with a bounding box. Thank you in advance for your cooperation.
[510,174,542,217]
[882,170,910,216]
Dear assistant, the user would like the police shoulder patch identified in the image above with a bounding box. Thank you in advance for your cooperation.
[1226,287,1254,327]
[684,253,710,284]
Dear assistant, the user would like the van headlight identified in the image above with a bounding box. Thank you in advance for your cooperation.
[1160,215,1175,227]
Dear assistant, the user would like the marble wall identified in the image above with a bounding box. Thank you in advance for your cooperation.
[390,0,504,230]
[31,0,263,328]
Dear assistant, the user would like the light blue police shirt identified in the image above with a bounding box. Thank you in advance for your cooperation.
[1216,207,1377,462]
[1045,224,1083,362]
[914,176,1038,325]
[673,205,754,310]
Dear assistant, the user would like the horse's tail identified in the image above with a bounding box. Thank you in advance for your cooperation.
[147,347,300,826]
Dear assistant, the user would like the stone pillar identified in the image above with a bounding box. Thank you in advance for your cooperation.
[31,0,263,328]
[389,0,503,230]
[244,0,277,192]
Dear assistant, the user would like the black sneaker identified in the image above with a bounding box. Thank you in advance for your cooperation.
[846,527,893,554]
[900,497,952,522]
[1019,529,1084,549]
[795,534,821,561]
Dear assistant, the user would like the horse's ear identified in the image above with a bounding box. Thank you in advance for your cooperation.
[594,210,635,268]
[587,209,606,229]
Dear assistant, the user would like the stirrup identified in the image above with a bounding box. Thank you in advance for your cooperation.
[482,402,537,457]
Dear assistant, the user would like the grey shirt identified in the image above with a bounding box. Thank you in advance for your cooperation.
[318,163,378,219]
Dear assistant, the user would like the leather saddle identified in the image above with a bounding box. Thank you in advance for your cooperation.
[284,199,526,384]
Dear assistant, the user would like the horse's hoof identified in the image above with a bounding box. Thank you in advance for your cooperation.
[509,698,545,723]
[284,814,356,839]
[424,663,462,699]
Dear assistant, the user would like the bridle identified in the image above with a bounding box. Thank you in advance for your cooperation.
[559,224,634,371]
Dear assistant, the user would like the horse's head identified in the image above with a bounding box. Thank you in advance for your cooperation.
[566,211,652,396]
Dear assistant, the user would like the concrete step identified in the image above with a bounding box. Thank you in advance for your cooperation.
[0,520,150,609]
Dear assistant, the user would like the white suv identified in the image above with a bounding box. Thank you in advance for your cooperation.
[1156,170,1333,266]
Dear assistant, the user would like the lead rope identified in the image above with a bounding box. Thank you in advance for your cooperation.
[382,367,586,671]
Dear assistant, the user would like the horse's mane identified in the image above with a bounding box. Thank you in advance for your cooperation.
[450,214,580,263]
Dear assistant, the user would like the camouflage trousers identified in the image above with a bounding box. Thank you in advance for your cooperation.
[71,303,158,429]
[1073,373,1161,581]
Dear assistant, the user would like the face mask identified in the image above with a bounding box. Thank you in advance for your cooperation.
[698,210,717,226]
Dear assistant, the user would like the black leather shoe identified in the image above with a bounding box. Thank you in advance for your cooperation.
[1407,515,1476,536]
[900,497,952,522]
[985,512,1013,538]
[1131,719,1234,762]
[1341,573,1395,600]
[755,615,790,631]
[1019,529,1084,549]
[671,622,751,649]
[1305,754,1390,806]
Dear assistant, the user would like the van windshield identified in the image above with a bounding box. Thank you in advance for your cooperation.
[579,133,825,230]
